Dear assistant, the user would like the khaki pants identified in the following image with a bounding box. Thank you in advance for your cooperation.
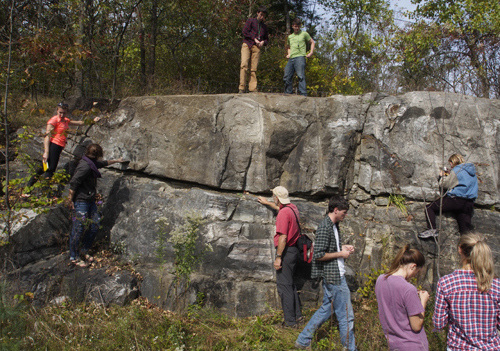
[239,43,261,92]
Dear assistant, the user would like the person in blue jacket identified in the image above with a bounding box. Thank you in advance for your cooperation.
[419,154,478,238]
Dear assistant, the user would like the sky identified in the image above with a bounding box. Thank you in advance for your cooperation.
[391,0,418,25]
[314,0,419,26]
[391,0,417,12]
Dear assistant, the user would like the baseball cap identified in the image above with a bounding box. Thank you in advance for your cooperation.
[272,186,290,205]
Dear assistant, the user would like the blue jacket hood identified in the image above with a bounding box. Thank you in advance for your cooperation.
[447,163,478,200]
[457,162,476,177]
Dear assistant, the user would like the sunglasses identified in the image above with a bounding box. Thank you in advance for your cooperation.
[57,102,69,109]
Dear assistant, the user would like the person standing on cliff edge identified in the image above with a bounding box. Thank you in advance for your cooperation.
[283,18,315,96]
[258,186,303,328]
[239,7,269,94]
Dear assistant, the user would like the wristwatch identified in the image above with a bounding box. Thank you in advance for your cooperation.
[276,254,282,258]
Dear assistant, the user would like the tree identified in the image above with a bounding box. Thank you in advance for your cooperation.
[409,0,500,98]
[392,22,446,92]
[317,0,395,94]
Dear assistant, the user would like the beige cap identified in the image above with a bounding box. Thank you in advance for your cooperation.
[272,186,290,205]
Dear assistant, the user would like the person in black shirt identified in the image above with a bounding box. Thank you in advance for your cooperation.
[67,143,122,267]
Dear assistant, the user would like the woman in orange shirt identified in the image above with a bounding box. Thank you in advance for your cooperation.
[42,102,100,178]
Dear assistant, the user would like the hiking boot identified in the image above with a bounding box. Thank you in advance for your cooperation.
[294,341,312,350]
[418,229,439,239]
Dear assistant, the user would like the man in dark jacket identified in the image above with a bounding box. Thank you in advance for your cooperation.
[67,143,122,267]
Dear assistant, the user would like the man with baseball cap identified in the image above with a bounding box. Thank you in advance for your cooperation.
[258,186,303,327]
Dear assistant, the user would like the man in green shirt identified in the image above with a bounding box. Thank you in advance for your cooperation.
[284,18,315,96]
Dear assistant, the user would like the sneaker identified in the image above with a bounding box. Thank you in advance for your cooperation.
[294,341,312,350]
[70,259,89,268]
[418,229,439,239]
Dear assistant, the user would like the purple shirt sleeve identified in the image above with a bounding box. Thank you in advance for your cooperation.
[404,286,425,317]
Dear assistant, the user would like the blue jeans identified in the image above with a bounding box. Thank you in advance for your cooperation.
[296,277,356,350]
[284,56,307,96]
[70,201,100,260]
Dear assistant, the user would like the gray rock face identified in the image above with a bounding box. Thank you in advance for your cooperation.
[1,206,71,268]
[89,93,500,207]
[3,92,500,317]
[7,254,139,307]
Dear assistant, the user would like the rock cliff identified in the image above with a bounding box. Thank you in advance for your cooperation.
[4,92,500,317]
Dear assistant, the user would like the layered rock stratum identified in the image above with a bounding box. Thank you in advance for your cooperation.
[4,92,500,316]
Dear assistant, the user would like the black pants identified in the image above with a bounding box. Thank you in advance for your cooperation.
[425,196,474,234]
[45,142,64,178]
[276,245,302,326]
[27,142,64,187]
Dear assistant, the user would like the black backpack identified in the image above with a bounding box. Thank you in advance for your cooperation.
[284,205,314,263]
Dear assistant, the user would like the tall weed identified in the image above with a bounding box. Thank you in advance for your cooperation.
[0,282,27,351]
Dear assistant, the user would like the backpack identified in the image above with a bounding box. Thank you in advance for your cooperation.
[284,205,314,263]
[296,231,314,263]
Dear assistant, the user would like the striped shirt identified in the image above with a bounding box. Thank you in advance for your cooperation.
[433,269,500,350]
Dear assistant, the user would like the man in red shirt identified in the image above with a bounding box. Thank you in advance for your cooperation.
[258,186,303,327]
[239,7,269,93]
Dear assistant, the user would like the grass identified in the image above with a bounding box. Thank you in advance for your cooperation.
[19,299,298,350]
[0,291,447,351]
[0,242,445,350]
[387,194,409,218]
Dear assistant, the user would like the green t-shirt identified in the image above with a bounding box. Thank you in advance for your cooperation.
[287,31,312,59]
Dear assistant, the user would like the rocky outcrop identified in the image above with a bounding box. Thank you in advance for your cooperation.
[3,92,500,317]
[88,93,500,206]
[7,253,139,307]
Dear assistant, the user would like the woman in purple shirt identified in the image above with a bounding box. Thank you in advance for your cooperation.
[375,246,430,350]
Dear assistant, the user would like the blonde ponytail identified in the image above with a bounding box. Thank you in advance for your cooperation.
[459,233,494,292]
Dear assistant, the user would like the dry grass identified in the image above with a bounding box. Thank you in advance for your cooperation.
[0,291,447,351]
